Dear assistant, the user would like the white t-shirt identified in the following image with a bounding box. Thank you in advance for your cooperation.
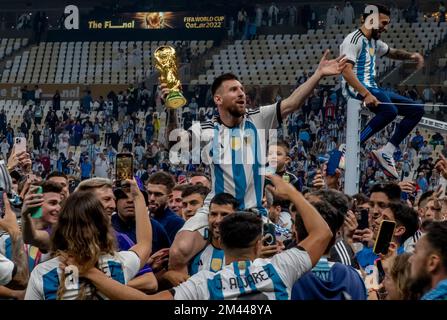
[174,247,312,300]
[58,141,69,158]
[0,142,9,155]
[35,88,42,99]
[25,251,140,300]
[95,157,110,178]
[0,253,14,286]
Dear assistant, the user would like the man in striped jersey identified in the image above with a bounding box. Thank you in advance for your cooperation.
[62,174,332,300]
[189,193,238,276]
[168,52,347,273]
[340,4,424,179]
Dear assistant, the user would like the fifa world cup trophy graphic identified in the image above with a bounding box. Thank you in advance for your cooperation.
[154,46,187,109]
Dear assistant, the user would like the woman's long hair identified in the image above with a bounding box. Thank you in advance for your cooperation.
[390,253,420,300]
[51,191,116,299]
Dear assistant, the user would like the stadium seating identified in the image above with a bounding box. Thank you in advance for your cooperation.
[0,38,28,60]
[1,40,213,84]
[193,21,447,86]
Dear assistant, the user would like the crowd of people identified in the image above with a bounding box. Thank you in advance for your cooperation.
[0,45,446,301]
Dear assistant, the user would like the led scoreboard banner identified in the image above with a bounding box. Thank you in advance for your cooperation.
[87,12,226,29]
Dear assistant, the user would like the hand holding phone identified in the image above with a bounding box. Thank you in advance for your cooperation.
[14,137,27,154]
[22,186,44,219]
[115,153,134,187]
[263,223,276,246]
[327,150,343,176]
[373,220,396,255]
[29,186,43,219]
[357,208,370,230]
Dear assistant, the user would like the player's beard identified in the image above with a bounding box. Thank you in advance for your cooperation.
[371,29,381,40]
[228,103,246,118]
[409,269,431,298]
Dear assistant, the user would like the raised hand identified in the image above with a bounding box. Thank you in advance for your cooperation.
[436,154,447,179]
[316,50,347,77]
[410,52,424,69]
[0,192,20,234]
[21,186,44,217]
[265,174,298,201]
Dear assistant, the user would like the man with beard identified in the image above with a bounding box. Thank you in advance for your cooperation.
[147,172,185,243]
[167,51,347,272]
[341,4,425,179]
[112,188,171,258]
[189,193,237,276]
[409,221,447,300]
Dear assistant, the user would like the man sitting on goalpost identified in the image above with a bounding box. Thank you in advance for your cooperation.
[340,4,425,179]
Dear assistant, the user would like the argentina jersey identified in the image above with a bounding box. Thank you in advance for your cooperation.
[191,102,282,216]
[0,233,11,260]
[174,247,312,300]
[0,233,51,272]
[25,251,140,300]
[0,252,14,286]
[189,243,225,275]
[340,29,390,97]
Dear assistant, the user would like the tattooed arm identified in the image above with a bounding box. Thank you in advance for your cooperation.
[0,193,29,288]
[387,48,424,67]
[8,229,29,287]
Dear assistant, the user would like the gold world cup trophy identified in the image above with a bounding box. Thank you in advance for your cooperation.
[154,46,187,109]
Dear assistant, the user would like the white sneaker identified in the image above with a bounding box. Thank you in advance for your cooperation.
[371,149,399,179]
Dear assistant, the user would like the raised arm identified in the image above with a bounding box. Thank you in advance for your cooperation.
[21,186,50,252]
[266,174,332,266]
[280,50,347,118]
[0,193,29,287]
[127,179,153,269]
[387,48,424,68]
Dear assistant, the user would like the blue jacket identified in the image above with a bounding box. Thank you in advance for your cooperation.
[292,259,367,300]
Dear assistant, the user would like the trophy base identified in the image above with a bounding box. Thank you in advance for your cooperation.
[165,91,187,109]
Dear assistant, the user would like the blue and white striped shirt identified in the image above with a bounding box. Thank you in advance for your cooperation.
[190,102,282,215]
[189,243,225,276]
[340,29,389,97]
[25,251,140,300]
[174,247,311,300]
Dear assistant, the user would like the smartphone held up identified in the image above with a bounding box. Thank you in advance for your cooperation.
[29,186,43,219]
[115,153,134,187]
[14,137,27,154]
[373,220,396,255]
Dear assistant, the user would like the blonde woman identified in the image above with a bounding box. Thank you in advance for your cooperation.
[25,179,152,300]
